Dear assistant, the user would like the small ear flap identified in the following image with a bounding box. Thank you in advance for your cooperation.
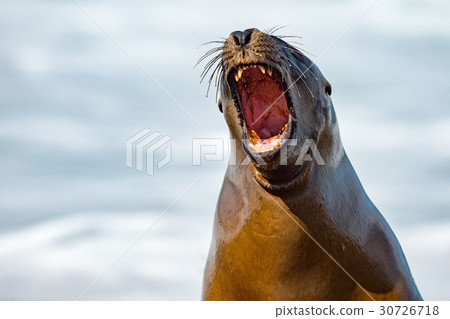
[325,84,332,96]
[218,98,223,113]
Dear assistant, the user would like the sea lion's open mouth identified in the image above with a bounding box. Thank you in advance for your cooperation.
[199,28,328,186]
[227,63,296,154]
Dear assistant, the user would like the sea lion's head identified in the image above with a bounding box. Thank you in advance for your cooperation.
[201,28,341,190]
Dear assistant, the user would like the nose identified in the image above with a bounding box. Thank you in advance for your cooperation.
[230,28,255,47]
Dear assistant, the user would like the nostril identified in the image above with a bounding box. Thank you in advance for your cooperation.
[232,34,241,46]
[230,31,244,47]
[230,28,255,47]
[243,28,254,45]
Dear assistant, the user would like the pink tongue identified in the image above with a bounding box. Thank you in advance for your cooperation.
[248,95,286,138]
[241,81,289,139]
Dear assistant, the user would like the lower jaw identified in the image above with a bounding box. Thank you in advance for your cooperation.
[238,120,312,191]
[241,117,295,161]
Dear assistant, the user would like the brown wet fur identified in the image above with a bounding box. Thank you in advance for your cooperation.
[201,29,422,301]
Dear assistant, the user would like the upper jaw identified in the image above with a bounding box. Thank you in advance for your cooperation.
[225,61,297,161]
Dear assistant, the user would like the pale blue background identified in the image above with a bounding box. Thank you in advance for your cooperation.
[0,0,449,300]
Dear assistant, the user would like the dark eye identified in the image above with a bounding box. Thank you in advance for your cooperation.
[218,98,223,113]
[325,85,332,96]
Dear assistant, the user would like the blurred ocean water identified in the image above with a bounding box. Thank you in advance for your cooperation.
[0,0,449,300]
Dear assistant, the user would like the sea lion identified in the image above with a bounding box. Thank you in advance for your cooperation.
[200,28,422,300]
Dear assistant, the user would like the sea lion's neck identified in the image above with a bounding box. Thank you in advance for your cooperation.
[227,124,377,242]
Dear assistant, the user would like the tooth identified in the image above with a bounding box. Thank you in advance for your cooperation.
[268,67,272,77]
[249,130,260,145]
[258,65,266,74]
[235,73,239,82]
[238,67,243,79]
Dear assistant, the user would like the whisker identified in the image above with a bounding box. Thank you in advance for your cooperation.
[198,31,318,101]
[201,50,222,67]
[276,35,302,40]
[283,40,303,47]
[276,45,303,52]
[267,25,289,35]
[279,63,302,101]
[198,40,225,48]
[195,47,223,67]
[200,46,224,55]
[282,56,306,78]
[282,56,315,98]
[276,45,314,60]
[215,70,224,101]
[264,25,281,34]
[282,53,318,81]
[200,62,221,84]
[205,62,223,97]
[196,49,222,64]
[216,69,224,89]
[295,48,316,58]
[196,54,221,72]
[200,54,222,81]
[197,35,229,97]
[277,40,317,59]
[297,61,318,81]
